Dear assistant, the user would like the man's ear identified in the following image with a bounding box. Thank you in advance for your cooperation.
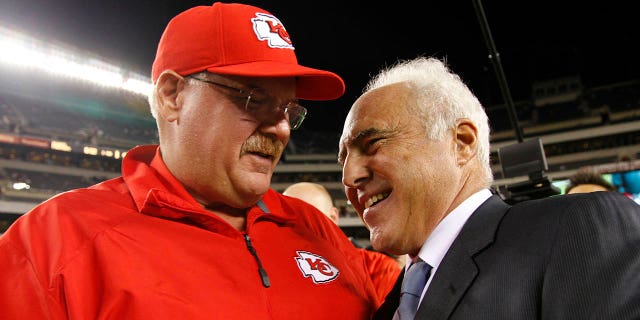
[155,70,185,122]
[454,118,478,166]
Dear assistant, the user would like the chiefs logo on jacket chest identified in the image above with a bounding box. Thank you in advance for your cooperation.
[295,251,340,284]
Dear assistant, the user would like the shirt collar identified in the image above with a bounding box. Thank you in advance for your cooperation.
[416,188,493,270]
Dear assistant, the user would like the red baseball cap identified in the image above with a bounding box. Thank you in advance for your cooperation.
[151,2,345,101]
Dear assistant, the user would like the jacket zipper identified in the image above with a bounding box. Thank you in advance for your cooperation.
[243,233,271,288]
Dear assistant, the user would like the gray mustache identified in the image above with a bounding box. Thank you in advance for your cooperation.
[241,135,284,157]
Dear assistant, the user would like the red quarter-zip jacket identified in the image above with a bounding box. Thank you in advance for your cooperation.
[0,145,380,319]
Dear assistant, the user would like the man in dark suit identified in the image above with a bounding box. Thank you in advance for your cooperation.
[338,56,640,319]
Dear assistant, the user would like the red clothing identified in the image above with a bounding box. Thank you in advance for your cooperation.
[0,145,379,319]
[360,249,401,302]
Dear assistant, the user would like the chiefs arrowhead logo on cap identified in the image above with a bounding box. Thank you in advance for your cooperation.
[295,251,339,284]
[251,13,294,49]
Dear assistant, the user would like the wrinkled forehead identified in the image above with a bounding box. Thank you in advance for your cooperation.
[340,83,413,140]
[338,96,368,148]
[338,85,416,165]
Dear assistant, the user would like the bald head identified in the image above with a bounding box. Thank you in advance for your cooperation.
[283,182,340,224]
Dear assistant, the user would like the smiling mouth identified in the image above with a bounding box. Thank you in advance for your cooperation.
[364,192,390,209]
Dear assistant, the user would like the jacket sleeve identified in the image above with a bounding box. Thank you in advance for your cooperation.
[0,231,66,319]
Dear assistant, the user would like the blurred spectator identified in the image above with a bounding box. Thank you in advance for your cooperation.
[566,168,616,194]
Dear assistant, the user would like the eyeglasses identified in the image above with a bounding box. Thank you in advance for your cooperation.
[187,75,307,130]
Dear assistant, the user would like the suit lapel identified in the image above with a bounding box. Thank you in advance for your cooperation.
[416,195,510,319]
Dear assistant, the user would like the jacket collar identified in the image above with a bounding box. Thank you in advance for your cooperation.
[417,195,510,319]
[121,145,293,235]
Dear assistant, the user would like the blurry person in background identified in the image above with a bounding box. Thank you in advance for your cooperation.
[0,3,380,319]
[284,181,402,300]
[338,56,640,319]
[612,167,640,202]
[284,182,340,224]
[565,167,616,194]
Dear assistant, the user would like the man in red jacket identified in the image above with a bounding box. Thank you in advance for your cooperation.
[0,3,379,319]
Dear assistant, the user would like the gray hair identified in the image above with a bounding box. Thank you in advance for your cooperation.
[148,84,159,120]
[364,57,493,183]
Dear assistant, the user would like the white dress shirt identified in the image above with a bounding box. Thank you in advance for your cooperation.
[404,188,493,304]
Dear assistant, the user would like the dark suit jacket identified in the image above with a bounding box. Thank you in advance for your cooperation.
[374,192,640,319]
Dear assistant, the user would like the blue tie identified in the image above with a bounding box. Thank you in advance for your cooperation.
[396,260,432,320]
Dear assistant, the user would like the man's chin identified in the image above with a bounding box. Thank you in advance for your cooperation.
[238,183,270,202]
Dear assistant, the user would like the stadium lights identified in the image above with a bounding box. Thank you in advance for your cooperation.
[0,25,152,97]
[12,182,31,191]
